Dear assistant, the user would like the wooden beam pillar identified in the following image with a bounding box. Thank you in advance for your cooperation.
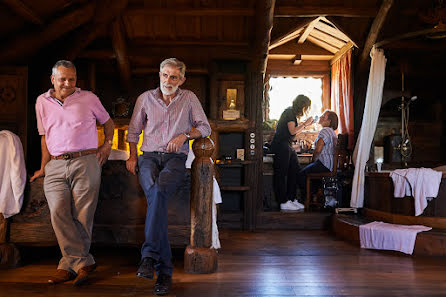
[184,138,218,273]
[65,0,128,61]
[245,0,275,230]
[354,0,393,137]
[358,0,393,73]
[251,0,276,73]
[111,17,132,91]
[0,2,95,63]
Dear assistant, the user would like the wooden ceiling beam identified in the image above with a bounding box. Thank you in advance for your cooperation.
[306,35,340,54]
[125,8,255,17]
[315,19,351,43]
[130,38,248,47]
[269,41,333,55]
[1,0,43,25]
[377,39,446,51]
[267,59,330,74]
[133,67,208,75]
[269,17,317,50]
[0,2,95,63]
[298,17,321,44]
[330,41,354,65]
[111,18,132,91]
[80,45,250,61]
[358,0,393,72]
[65,0,128,61]
[310,28,346,48]
[274,6,378,18]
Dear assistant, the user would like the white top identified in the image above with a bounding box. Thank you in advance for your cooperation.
[314,127,337,171]
[0,130,26,218]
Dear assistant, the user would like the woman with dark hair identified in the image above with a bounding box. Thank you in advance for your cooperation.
[297,110,338,201]
[271,94,313,211]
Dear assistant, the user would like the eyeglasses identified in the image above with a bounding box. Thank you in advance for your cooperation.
[160,72,181,82]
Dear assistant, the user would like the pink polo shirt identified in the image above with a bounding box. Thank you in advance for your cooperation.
[35,88,110,156]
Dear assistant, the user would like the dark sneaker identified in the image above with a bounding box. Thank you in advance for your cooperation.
[154,274,172,296]
[136,257,155,279]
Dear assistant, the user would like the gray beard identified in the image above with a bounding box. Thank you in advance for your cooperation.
[160,84,177,95]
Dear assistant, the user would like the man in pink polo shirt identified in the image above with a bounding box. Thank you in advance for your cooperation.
[30,60,114,286]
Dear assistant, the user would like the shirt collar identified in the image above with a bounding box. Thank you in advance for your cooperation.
[44,87,81,100]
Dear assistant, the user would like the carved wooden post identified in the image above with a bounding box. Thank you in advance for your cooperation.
[184,138,218,273]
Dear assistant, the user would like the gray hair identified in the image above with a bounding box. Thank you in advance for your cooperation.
[52,60,76,76]
[160,58,186,78]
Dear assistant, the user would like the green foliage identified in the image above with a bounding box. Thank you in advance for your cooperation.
[263,119,277,131]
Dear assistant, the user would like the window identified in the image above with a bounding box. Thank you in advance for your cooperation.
[268,77,323,122]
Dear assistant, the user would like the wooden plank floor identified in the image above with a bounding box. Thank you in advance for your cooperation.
[2,230,446,296]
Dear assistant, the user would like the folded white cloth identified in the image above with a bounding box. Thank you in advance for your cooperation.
[108,148,130,160]
[390,168,442,216]
[0,130,26,218]
[360,221,431,255]
[186,147,221,249]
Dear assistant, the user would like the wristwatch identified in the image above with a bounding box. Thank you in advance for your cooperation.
[184,132,191,141]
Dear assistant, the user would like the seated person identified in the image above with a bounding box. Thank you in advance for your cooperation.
[297,110,338,200]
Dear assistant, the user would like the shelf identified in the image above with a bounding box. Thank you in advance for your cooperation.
[220,186,250,191]
[216,160,254,167]
[209,119,252,132]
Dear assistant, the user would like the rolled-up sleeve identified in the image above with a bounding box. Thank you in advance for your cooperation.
[126,93,146,143]
[190,95,211,138]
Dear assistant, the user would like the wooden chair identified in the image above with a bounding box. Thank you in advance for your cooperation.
[304,134,349,211]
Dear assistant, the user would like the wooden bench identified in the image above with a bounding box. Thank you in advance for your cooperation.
[1,138,217,273]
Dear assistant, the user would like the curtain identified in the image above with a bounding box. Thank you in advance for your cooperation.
[331,48,354,149]
[350,47,387,208]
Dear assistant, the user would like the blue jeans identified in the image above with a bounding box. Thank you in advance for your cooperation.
[138,152,187,276]
[297,160,330,197]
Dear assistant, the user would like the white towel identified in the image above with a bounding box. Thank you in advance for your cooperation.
[359,221,431,255]
[108,148,130,160]
[390,168,442,216]
[186,147,221,249]
[0,130,26,218]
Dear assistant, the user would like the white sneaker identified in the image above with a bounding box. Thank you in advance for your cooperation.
[280,200,300,211]
[292,199,305,209]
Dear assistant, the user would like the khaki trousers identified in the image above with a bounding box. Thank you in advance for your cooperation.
[44,154,101,273]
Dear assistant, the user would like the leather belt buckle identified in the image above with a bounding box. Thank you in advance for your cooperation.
[62,153,72,160]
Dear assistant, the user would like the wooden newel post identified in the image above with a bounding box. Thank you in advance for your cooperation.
[184,137,218,273]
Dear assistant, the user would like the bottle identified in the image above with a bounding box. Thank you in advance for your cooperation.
[228,98,236,110]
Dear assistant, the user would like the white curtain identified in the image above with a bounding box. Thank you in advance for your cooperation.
[350,47,387,208]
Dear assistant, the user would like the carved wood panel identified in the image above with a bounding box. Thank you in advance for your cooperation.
[0,67,28,156]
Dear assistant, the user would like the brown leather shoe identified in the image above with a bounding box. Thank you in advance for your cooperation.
[73,263,97,286]
[48,269,75,284]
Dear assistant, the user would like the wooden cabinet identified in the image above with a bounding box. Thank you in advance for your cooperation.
[209,119,257,229]
[209,61,263,230]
